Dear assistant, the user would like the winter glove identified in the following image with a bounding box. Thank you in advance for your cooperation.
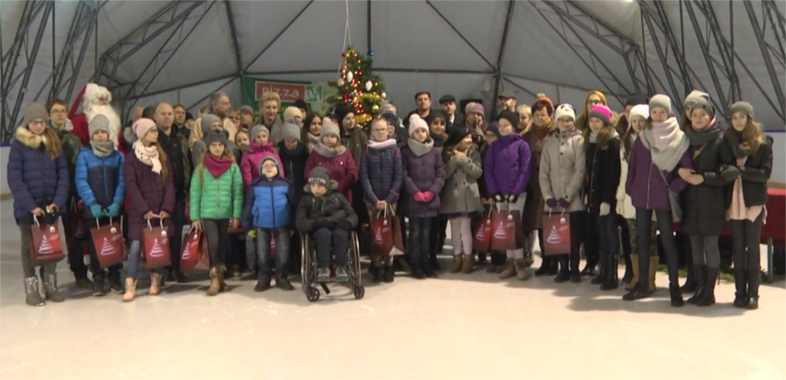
[546,198,557,209]
[313,219,331,230]
[737,167,749,179]
[493,193,505,203]
[413,191,427,203]
[507,194,518,203]
[89,204,105,218]
[106,202,121,217]
[338,220,353,231]
[422,191,435,202]
[558,198,571,209]
[720,165,740,182]
[247,229,257,238]
[599,202,610,216]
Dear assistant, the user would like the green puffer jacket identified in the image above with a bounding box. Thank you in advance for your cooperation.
[189,163,244,220]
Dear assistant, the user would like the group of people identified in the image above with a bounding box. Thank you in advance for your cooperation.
[7,82,773,311]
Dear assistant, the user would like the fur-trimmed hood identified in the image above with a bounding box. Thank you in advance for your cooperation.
[302,179,338,193]
[14,126,46,149]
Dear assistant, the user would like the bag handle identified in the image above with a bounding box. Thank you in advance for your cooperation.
[146,215,162,229]
[95,217,115,229]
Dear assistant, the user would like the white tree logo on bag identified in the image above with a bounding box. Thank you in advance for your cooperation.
[493,221,507,239]
[181,240,192,260]
[99,237,118,256]
[149,239,165,258]
[547,225,562,244]
[38,235,54,255]
[374,228,383,244]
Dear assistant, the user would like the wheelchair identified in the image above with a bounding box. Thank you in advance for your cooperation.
[300,230,365,302]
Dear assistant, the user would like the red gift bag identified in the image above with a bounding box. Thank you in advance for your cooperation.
[30,216,66,266]
[542,212,571,256]
[141,219,171,269]
[473,211,493,253]
[180,228,205,271]
[490,209,522,251]
[91,219,128,268]
[372,208,403,256]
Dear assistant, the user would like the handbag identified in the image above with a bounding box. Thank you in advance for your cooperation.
[654,167,683,223]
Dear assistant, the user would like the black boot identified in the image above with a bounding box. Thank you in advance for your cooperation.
[534,256,552,276]
[669,284,684,307]
[622,280,652,301]
[621,252,633,286]
[733,270,748,308]
[383,264,395,283]
[580,257,597,276]
[680,254,698,293]
[600,253,619,290]
[92,271,107,297]
[686,265,706,304]
[696,267,718,307]
[548,257,559,275]
[591,251,608,284]
[422,259,439,279]
[554,256,570,283]
[747,270,760,310]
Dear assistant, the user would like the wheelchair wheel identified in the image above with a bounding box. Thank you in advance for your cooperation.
[349,231,361,284]
[300,233,311,291]
[353,285,365,300]
[306,287,320,302]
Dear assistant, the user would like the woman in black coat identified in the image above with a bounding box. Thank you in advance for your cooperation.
[721,101,773,310]
[680,99,736,307]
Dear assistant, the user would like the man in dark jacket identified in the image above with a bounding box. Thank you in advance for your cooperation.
[493,90,517,122]
[404,91,436,128]
[438,94,459,130]
[153,102,192,282]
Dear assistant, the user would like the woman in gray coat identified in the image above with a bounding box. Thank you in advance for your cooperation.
[539,104,587,283]
[440,129,483,274]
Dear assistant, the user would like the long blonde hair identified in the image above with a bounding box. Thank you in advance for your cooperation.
[42,127,62,159]
[726,116,765,155]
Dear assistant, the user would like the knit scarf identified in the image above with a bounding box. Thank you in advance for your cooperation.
[431,132,447,147]
[684,117,721,146]
[589,130,599,143]
[250,140,274,154]
[407,137,434,157]
[133,140,162,174]
[532,121,555,138]
[641,117,688,171]
[204,154,232,178]
[90,140,114,157]
[367,138,397,150]
[306,132,320,152]
[313,141,346,158]
[726,129,752,158]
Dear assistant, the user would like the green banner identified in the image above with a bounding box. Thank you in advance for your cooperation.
[240,75,337,117]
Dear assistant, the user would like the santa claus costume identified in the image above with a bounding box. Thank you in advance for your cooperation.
[69,83,126,153]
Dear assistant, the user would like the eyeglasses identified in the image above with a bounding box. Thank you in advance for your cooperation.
[230,116,241,121]
[50,110,67,114]
[261,164,277,169]
[29,120,46,126]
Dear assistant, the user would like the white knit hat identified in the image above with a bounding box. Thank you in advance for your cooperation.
[408,114,429,136]
[554,104,575,121]
[629,104,649,121]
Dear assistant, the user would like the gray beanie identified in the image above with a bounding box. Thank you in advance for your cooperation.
[204,129,228,148]
[239,105,254,116]
[320,117,340,138]
[691,98,716,119]
[89,114,110,136]
[648,94,672,115]
[280,122,301,141]
[683,90,710,108]
[23,103,48,126]
[308,166,331,185]
[250,124,270,141]
[730,101,754,118]
[201,113,222,136]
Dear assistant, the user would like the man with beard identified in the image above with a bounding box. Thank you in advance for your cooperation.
[438,94,459,129]
[68,83,124,151]
[153,102,192,282]
[188,92,236,148]
[404,91,435,128]
[493,90,517,121]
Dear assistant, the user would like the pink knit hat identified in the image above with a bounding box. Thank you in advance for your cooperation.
[408,114,429,137]
[588,105,612,126]
[133,118,157,140]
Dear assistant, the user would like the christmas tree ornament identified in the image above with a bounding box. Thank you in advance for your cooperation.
[372,104,379,112]
[347,71,353,81]
[338,78,345,86]
[381,91,387,99]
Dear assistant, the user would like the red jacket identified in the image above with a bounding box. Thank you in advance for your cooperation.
[304,148,358,203]
[68,85,126,153]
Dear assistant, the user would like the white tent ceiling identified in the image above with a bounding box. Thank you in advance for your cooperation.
[2,0,784,142]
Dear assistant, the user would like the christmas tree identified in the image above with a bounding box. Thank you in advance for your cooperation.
[328,47,387,127]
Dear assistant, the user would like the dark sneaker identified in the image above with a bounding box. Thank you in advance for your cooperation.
[254,275,272,292]
[74,277,93,290]
[317,268,330,283]
[108,276,124,294]
[335,267,349,282]
[276,277,295,291]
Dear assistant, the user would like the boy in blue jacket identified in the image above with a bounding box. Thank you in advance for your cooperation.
[74,115,126,296]
[242,154,294,292]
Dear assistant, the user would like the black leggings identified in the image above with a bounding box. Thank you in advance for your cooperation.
[636,208,680,285]
[202,219,229,266]
[730,213,764,272]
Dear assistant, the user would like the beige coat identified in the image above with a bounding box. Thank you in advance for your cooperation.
[439,146,483,215]
[188,116,237,148]
[539,128,586,212]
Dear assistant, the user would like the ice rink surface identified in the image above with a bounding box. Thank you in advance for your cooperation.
[1,200,784,380]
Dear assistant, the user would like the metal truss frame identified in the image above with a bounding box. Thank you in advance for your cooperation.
[744,0,786,120]
[0,0,54,141]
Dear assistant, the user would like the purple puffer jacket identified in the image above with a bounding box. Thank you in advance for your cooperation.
[401,143,446,218]
[484,134,531,196]
[124,152,175,240]
[626,138,692,211]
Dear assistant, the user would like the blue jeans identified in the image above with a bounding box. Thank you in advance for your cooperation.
[126,240,166,280]
[596,214,620,258]
[256,227,290,278]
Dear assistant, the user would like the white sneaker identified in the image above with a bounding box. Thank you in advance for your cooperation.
[335,267,349,281]
[317,268,330,282]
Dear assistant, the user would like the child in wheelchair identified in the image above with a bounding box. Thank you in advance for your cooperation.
[296,167,358,282]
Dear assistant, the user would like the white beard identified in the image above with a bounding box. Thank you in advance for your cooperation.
[85,104,122,148]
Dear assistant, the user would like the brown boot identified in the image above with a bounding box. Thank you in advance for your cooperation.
[514,258,529,280]
[207,266,221,296]
[148,273,162,296]
[498,259,515,279]
[449,255,463,273]
[461,254,474,274]
[218,265,230,292]
[648,256,658,292]
[625,254,639,290]
[122,278,137,302]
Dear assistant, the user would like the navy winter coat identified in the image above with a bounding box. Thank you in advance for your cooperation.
[75,147,126,218]
[7,127,69,219]
[360,140,403,205]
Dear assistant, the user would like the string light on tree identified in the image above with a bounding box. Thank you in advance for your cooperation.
[327,46,387,127]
